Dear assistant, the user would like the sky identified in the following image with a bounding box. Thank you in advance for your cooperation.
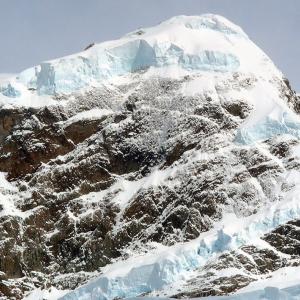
[0,0,299,90]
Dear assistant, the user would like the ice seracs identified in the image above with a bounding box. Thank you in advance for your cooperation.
[0,14,275,98]
[0,83,21,98]
[0,14,294,143]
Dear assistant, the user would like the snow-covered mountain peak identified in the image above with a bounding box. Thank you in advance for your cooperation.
[126,14,247,38]
[158,14,248,36]
[1,14,300,300]
[1,14,296,145]
[0,14,279,104]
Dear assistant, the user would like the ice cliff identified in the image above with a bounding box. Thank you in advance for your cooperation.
[0,14,273,97]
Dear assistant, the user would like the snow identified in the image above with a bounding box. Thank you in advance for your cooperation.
[0,86,61,108]
[0,83,21,97]
[240,266,300,293]
[60,181,300,300]
[0,172,25,218]
[235,111,300,144]
[188,280,300,299]
[23,287,70,300]
[1,14,293,147]
[27,284,300,300]
[193,283,300,299]
[0,172,15,191]
[61,108,113,127]
[0,14,293,145]
[1,14,300,299]
[234,80,300,144]
[0,14,280,102]
[0,173,36,219]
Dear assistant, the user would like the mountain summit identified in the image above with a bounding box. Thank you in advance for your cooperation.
[0,15,300,300]
[0,14,278,97]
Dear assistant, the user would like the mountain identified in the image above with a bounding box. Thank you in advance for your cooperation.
[0,14,299,300]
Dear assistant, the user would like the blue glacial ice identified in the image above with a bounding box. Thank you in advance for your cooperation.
[235,111,300,144]
[32,40,238,95]
[60,199,300,300]
[2,39,239,97]
[179,15,247,37]
[0,14,247,98]
[0,83,21,98]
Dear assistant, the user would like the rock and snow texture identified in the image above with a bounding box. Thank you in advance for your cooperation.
[0,14,300,300]
[1,14,298,144]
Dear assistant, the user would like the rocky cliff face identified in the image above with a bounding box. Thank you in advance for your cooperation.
[0,15,300,300]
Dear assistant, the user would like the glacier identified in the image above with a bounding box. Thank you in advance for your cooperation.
[60,189,300,300]
[13,42,240,96]
[26,284,300,300]
[0,83,21,98]
[1,13,300,300]
[0,14,293,144]
[235,111,300,144]
[0,14,266,98]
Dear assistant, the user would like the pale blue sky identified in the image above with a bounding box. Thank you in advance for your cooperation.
[0,0,299,90]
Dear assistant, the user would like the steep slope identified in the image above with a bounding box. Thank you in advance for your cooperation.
[0,14,299,299]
